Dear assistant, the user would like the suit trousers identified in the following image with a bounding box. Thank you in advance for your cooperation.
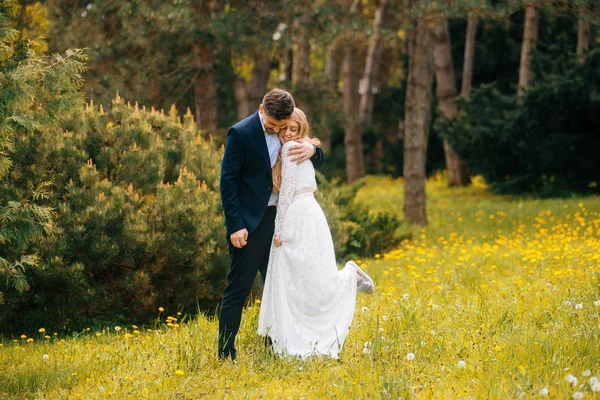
[218,206,276,359]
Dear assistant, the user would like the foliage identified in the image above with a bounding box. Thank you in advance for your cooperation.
[437,48,600,196]
[0,0,86,305]
[0,98,229,334]
[2,177,599,398]
[316,172,406,260]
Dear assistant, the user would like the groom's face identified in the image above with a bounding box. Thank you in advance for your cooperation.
[260,105,288,135]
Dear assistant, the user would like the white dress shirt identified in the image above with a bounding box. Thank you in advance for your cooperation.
[259,112,281,206]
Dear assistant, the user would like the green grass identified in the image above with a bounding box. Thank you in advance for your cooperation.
[2,175,600,399]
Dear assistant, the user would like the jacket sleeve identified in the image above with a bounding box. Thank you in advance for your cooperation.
[220,127,246,235]
[310,145,324,169]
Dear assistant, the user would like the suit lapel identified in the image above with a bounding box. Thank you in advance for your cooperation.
[251,111,273,174]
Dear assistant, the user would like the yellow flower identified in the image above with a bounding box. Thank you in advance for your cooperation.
[38,328,46,333]
[20,334,26,339]
[255,299,261,304]
[26,338,34,343]
[158,307,164,312]
[175,370,184,376]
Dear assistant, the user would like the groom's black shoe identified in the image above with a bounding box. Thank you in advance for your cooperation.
[218,348,237,362]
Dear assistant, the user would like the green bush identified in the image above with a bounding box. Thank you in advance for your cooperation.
[316,173,405,260]
[1,98,228,334]
[436,49,600,196]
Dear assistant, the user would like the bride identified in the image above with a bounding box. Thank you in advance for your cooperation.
[257,108,374,359]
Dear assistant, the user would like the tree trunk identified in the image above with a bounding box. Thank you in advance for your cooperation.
[359,0,390,124]
[518,4,540,99]
[461,14,478,97]
[292,13,312,86]
[325,40,340,84]
[233,56,271,120]
[433,21,469,187]
[193,42,218,133]
[403,18,434,226]
[343,44,365,183]
[577,0,590,63]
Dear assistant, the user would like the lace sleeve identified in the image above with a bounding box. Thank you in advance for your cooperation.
[274,142,298,237]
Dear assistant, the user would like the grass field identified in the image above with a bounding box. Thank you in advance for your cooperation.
[2,175,600,399]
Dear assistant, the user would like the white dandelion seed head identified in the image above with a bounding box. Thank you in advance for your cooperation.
[403,293,410,300]
[87,3,92,10]
[539,387,549,396]
[563,301,572,306]
[364,341,372,348]
[406,352,415,361]
[591,381,600,392]
[572,391,584,400]
[382,314,389,321]
[272,31,282,41]
[566,374,578,386]
[582,370,591,377]
[361,307,370,313]
[594,300,600,307]
[457,360,466,368]
[42,354,49,360]
[362,347,371,354]
[590,376,599,386]
[114,326,121,331]
[81,11,87,17]
[575,303,583,310]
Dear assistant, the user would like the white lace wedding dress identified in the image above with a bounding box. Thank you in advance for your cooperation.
[257,141,357,359]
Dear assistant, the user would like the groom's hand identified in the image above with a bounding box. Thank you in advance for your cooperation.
[273,235,282,247]
[230,228,248,248]
[288,140,316,164]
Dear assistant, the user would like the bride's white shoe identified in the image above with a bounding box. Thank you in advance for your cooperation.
[346,261,375,294]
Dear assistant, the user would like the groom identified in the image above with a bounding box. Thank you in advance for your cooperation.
[218,89,324,361]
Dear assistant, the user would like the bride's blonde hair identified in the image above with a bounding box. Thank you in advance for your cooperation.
[272,108,320,193]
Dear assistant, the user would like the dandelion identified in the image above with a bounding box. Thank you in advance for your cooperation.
[403,293,410,300]
[362,347,371,354]
[361,307,370,313]
[364,341,372,348]
[572,392,584,400]
[590,376,599,387]
[39,328,46,333]
[42,354,49,360]
[175,370,184,376]
[20,334,26,339]
[96,333,102,337]
[539,387,549,396]
[114,326,121,332]
[563,301,572,306]
[575,303,583,310]
[594,300,600,307]
[407,352,415,361]
[158,307,164,312]
[382,314,389,321]
[26,338,34,343]
[566,374,578,386]
[591,379,600,392]
[457,360,466,368]
[582,370,591,377]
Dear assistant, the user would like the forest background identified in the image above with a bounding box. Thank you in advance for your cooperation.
[1,0,599,335]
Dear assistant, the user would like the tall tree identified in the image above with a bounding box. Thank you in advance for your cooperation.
[403,11,434,226]
[359,0,390,124]
[292,10,312,86]
[461,14,479,97]
[518,3,540,98]
[433,20,469,187]
[577,0,590,62]
[342,0,365,183]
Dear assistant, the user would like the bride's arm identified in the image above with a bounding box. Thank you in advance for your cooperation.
[274,141,298,242]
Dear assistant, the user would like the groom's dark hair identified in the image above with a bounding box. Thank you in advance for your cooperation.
[262,89,295,121]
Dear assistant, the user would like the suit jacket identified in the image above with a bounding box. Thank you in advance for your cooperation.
[220,111,324,236]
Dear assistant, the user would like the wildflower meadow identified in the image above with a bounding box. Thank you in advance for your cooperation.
[1,176,599,399]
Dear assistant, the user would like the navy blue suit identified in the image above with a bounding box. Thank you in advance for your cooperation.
[218,111,324,359]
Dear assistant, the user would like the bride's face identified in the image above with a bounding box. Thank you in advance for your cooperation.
[279,120,301,143]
